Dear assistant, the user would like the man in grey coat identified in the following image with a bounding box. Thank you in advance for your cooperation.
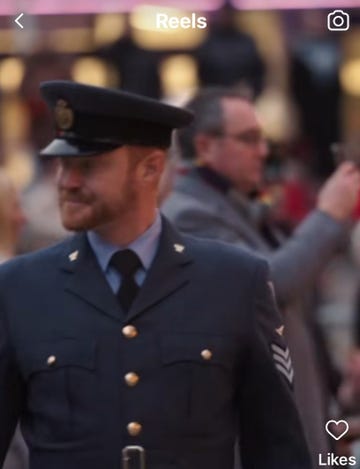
[162,87,360,465]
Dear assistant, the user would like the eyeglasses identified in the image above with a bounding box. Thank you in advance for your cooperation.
[213,131,267,146]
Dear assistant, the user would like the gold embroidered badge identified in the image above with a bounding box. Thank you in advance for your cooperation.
[55,99,74,130]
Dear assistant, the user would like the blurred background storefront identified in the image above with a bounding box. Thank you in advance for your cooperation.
[0,0,359,184]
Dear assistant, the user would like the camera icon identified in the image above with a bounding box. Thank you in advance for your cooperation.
[327,10,350,31]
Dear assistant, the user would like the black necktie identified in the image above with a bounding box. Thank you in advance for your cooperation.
[110,249,142,312]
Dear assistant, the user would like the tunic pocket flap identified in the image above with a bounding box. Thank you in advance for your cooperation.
[19,339,96,378]
[160,334,235,369]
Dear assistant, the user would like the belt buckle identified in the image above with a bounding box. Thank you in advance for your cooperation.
[122,445,146,469]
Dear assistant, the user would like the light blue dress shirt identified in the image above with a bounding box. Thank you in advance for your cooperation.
[87,212,162,294]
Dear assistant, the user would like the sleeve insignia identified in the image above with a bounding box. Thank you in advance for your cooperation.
[271,343,294,385]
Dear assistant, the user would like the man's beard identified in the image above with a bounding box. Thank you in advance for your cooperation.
[58,184,137,232]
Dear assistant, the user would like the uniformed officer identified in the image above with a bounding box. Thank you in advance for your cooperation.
[0,81,312,469]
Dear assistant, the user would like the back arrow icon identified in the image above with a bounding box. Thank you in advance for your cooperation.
[15,13,24,29]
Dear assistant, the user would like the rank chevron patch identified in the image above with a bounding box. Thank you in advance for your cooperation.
[271,343,294,385]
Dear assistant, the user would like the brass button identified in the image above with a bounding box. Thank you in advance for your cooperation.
[122,325,138,339]
[201,349,212,360]
[127,422,142,436]
[47,355,57,366]
[125,372,140,387]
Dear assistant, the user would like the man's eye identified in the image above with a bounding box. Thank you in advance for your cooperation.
[80,160,95,172]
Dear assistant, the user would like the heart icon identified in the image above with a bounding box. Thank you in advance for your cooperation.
[325,420,349,441]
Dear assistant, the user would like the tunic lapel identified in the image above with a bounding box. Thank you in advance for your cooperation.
[60,233,124,321]
[126,218,193,322]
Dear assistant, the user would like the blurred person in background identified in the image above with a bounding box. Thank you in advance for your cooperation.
[20,159,69,252]
[18,53,71,252]
[289,10,341,178]
[0,170,27,262]
[194,3,265,97]
[162,87,360,465]
[20,52,72,153]
[0,169,28,469]
[96,14,161,98]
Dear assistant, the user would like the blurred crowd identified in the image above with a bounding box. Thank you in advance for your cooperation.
[2,2,360,468]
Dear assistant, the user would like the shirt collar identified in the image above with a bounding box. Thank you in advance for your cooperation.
[195,166,232,194]
[87,211,162,273]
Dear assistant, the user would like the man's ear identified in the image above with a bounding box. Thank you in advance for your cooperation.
[194,133,215,164]
[139,149,166,183]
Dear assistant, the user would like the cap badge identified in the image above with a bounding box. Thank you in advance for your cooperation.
[55,99,74,130]
[68,250,79,262]
[174,243,185,253]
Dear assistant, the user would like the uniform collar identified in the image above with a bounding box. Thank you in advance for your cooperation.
[60,216,193,323]
[86,211,162,273]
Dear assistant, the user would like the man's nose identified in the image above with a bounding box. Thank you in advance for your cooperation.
[57,164,83,189]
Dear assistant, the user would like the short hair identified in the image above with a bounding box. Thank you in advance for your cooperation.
[176,86,253,160]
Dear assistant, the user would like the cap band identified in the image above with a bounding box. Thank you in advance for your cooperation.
[57,112,172,148]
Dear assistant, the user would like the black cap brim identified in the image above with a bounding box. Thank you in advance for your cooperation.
[39,138,121,158]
